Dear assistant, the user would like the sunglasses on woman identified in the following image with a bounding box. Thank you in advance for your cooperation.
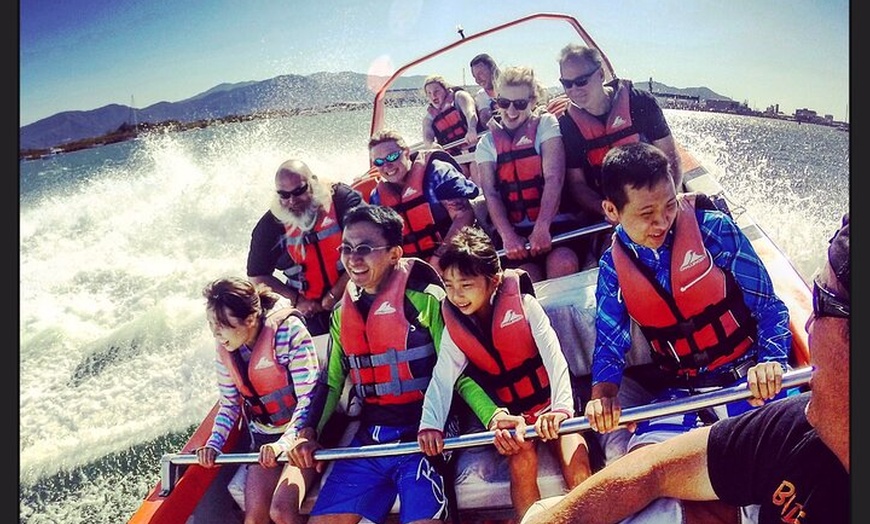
[559,66,601,89]
[372,150,402,167]
[495,97,530,110]
[812,278,849,319]
[276,183,309,199]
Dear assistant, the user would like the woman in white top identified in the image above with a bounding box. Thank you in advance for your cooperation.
[475,66,583,282]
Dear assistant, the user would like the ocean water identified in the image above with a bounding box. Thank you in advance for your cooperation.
[19,107,849,523]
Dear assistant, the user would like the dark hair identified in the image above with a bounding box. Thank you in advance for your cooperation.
[438,226,501,278]
[600,143,673,210]
[342,204,405,247]
[202,276,280,327]
[470,53,500,78]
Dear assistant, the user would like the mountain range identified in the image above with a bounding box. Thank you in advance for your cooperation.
[19,71,730,150]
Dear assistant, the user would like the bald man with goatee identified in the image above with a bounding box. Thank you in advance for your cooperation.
[247,159,362,335]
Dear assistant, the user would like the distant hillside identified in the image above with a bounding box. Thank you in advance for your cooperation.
[636,79,731,101]
[19,72,730,150]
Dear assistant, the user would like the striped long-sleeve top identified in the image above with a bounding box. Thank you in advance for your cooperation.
[205,308,320,454]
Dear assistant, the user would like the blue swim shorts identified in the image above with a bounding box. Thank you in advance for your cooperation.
[310,425,449,523]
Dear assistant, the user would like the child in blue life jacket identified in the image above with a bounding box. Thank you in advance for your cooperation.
[417,225,591,519]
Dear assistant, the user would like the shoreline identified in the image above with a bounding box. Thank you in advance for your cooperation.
[19,100,847,161]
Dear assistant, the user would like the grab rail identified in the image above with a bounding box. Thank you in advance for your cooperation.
[495,221,613,258]
[407,135,471,153]
[157,367,811,493]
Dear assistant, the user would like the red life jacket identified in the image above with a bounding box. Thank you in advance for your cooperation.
[283,197,343,300]
[490,115,545,226]
[375,150,456,259]
[428,88,469,155]
[339,258,436,406]
[566,79,640,193]
[216,307,301,426]
[441,269,550,422]
[611,195,757,377]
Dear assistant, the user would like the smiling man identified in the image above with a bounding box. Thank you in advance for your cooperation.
[246,158,362,335]
[556,43,683,264]
[289,204,502,524]
[523,213,850,524]
[584,142,793,467]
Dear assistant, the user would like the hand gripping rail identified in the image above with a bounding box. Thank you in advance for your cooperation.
[495,221,613,258]
[407,133,486,155]
[157,367,811,494]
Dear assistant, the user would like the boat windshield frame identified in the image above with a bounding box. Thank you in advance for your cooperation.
[368,12,616,137]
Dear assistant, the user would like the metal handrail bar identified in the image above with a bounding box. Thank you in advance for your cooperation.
[495,221,613,258]
[161,367,810,471]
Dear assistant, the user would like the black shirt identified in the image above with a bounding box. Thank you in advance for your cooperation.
[707,393,849,523]
[559,79,672,193]
[246,182,362,278]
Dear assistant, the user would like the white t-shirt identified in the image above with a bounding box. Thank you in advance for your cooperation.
[474,112,562,164]
[474,88,495,114]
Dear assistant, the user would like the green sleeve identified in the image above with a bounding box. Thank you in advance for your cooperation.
[408,288,445,354]
[410,288,503,427]
[455,374,503,427]
[316,306,348,437]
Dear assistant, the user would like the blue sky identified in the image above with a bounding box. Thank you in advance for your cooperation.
[20,0,850,126]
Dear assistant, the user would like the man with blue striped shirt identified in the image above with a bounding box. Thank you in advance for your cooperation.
[584,142,792,463]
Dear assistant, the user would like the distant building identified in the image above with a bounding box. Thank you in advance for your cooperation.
[794,108,832,124]
[644,78,844,131]
[763,104,780,117]
[704,99,743,113]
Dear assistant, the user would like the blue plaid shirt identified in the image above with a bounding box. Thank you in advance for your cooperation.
[592,208,792,387]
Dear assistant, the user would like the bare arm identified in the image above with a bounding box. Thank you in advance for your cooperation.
[527,135,566,255]
[652,134,683,191]
[422,114,436,148]
[525,426,717,524]
[478,106,494,130]
[430,197,475,268]
[321,271,350,310]
[455,91,479,146]
[441,197,475,245]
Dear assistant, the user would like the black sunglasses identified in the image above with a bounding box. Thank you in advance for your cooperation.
[559,66,601,89]
[373,150,402,167]
[495,97,530,110]
[812,278,849,319]
[337,243,391,256]
[276,183,309,199]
